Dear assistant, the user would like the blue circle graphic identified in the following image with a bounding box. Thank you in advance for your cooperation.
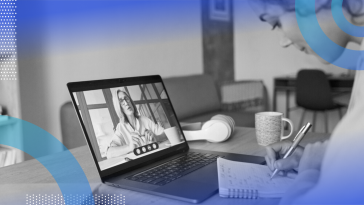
[295,0,363,70]
[332,0,364,37]
[0,117,95,205]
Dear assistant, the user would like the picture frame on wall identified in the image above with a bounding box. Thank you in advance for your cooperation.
[209,0,230,22]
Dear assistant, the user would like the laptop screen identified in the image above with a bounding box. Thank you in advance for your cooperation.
[69,76,187,174]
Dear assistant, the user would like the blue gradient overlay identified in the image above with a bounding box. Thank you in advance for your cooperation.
[17,0,200,53]
[0,117,94,205]
[16,0,364,66]
[9,0,364,204]
[296,0,363,69]
[332,0,364,37]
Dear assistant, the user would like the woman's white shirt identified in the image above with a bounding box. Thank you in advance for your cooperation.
[109,116,164,148]
[280,42,364,204]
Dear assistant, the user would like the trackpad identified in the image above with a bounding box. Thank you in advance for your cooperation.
[155,179,217,202]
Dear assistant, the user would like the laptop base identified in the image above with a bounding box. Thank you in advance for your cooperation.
[106,149,265,203]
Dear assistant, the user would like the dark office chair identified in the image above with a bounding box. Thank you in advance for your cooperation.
[295,69,345,133]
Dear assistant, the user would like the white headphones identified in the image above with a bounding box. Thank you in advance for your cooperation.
[182,115,235,143]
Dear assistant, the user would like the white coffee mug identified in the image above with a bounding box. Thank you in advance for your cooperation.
[255,112,293,146]
[164,126,182,145]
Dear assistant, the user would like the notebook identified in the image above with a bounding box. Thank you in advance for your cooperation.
[217,158,295,199]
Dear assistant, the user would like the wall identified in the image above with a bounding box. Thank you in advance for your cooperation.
[201,0,235,83]
[17,0,203,154]
[233,1,356,132]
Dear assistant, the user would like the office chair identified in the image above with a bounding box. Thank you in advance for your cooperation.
[294,69,345,133]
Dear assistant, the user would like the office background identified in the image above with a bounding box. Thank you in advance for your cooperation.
[0,0,355,161]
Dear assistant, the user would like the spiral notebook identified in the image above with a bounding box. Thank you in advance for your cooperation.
[217,158,294,199]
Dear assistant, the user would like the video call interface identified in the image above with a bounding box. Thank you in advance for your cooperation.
[73,83,185,171]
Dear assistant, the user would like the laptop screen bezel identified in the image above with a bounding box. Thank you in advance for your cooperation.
[67,75,190,179]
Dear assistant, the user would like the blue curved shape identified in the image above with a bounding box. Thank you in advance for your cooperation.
[332,0,364,37]
[0,117,94,205]
[296,0,363,70]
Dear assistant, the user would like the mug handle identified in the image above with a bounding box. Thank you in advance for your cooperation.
[281,118,293,140]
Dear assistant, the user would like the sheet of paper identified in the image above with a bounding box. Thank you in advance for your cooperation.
[218,158,294,193]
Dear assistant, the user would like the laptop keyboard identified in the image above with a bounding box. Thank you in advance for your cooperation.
[125,152,223,186]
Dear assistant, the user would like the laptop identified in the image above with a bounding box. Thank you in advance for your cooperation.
[67,75,265,203]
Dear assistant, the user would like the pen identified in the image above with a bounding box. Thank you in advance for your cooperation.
[270,122,312,179]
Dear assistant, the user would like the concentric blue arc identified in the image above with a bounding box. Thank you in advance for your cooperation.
[0,117,94,205]
[332,0,364,37]
[296,0,363,70]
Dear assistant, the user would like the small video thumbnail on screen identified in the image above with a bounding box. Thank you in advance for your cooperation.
[73,83,185,171]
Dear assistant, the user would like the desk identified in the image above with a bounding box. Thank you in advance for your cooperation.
[273,75,354,119]
[0,127,330,204]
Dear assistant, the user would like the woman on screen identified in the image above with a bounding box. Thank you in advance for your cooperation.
[249,0,364,204]
[106,89,165,159]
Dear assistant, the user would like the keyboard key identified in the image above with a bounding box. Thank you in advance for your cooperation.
[178,164,205,176]
[150,178,165,185]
